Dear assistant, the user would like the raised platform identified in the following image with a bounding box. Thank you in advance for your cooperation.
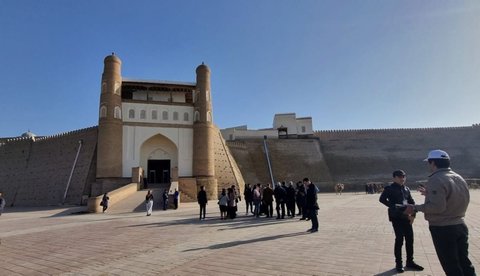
[0,190,479,275]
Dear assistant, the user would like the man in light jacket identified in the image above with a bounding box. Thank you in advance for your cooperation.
[406,150,476,276]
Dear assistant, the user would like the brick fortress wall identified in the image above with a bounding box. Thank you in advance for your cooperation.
[227,125,480,191]
[0,127,98,206]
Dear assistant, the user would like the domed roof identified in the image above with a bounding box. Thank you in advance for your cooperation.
[104,52,122,64]
[196,62,210,73]
[21,130,36,138]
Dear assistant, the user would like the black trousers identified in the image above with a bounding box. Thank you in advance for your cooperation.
[287,201,296,217]
[276,201,285,218]
[245,200,253,213]
[199,203,206,219]
[429,223,476,276]
[264,201,273,217]
[391,220,414,265]
[309,209,318,230]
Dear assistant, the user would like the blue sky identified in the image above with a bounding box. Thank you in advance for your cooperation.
[1,1,479,137]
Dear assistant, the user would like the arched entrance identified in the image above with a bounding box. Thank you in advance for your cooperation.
[140,134,178,184]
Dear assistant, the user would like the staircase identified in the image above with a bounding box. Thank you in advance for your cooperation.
[108,183,171,213]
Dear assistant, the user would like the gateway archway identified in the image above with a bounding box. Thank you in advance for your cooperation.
[140,134,178,184]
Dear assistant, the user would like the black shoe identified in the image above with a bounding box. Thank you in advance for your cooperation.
[299,218,306,220]
[406,262,424,271]
[306,228,313,232]
[395,266,404,273]
[310,229,318,233]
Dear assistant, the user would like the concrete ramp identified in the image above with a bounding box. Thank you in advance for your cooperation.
[108,184,170,213]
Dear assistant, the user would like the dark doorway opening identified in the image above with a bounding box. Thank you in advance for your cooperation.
[147,159,171,184]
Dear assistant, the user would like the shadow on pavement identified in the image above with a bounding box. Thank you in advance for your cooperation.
[374,268,400,276]
[182,231,308,252]
[120,214,301,230]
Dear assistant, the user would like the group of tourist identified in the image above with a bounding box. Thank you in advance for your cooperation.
[365,183,383,194]
[216,185,242,220]
[143,188,180,216]
[219,178,320,232]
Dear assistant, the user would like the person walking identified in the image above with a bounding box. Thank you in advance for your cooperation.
[173,189,179,209]
[379,170,423,273]
[162,189,169,210]
[100,193,109,213]
[406,150,476,276]
[0,192,5,216]
[304,178,319,233]
[145,190,154,216]
[197,185,208,220]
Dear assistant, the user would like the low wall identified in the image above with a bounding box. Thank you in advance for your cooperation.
[87,182,141,213]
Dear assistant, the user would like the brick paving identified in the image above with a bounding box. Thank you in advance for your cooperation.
[0,190,479,276]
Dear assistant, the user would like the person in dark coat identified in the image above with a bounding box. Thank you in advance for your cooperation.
[262,184,274,218]
[173,189,179,209]
[286,181,296,217]
[304,178,319,232]
[162,189,169,210]
[244,183,254,215]
[274,182,286,219]
[0,192,5,216]
[227,187,237,219]
[100,193,109,213]
[380,170,423,273]
[296,182,306,217]
[197,185,208,220]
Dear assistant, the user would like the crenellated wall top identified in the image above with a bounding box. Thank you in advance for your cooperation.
[2,126,98,145]
[315,125,480,138]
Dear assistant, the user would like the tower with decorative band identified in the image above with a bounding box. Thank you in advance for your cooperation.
[193,63,218,199]
[97,54,123,178]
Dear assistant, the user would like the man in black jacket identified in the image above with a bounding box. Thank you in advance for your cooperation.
[304,177,319,233]
[274,182,286,219]
[379,170,423,273]
[197,186,208,220]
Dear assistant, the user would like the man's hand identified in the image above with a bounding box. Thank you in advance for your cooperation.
[408,215,415,225]
[404,204,416,215]
[418,186,427,196]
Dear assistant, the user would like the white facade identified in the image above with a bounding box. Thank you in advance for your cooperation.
[222,113,313,141]
[122,102,193,125]
[132,91,187,103]
[273,113,313,136]
[296,117,313,135]
[221,126,277,141]
[121,102,194,178]
[273,113,298,135]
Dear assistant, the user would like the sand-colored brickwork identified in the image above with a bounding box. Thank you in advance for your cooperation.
[228,125,480,191]
[227,139,332,189]
[0,127,98,206]
[213,127,245,196]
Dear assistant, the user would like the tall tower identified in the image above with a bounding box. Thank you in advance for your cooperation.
[96,54,123,178]
[193,63,217,198]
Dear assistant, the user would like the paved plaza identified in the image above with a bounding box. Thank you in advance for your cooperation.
[0,190,479,276]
